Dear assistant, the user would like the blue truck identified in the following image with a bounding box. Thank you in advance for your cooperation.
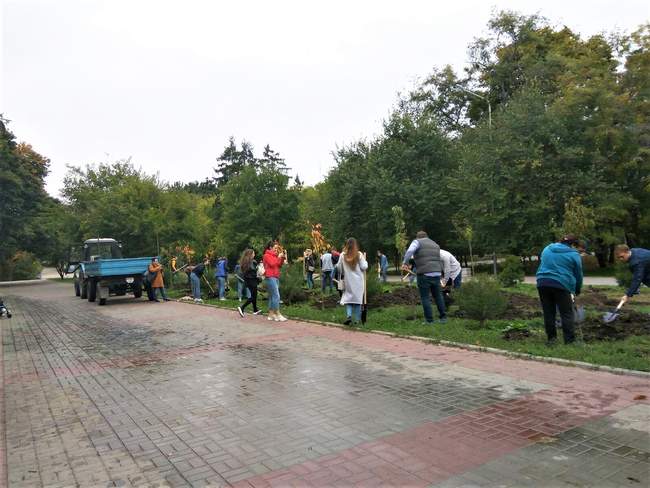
[68,238,155,305]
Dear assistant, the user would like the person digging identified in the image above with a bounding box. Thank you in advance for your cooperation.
[535,235,584,346]
[614,244,650,315]
[401,230,446,324]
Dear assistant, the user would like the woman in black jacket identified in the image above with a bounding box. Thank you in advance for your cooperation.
[237,249,261,317]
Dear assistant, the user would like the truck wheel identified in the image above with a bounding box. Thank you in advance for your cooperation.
[133,281,143,298]
[74,281,81,297]
[88,279,97,302]
[99,298,106,306]
[81,280,88,299]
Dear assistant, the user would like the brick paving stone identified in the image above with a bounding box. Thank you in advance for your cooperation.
[0,282,649,487]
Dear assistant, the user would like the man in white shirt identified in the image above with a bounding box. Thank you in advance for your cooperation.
[440,249,462,289]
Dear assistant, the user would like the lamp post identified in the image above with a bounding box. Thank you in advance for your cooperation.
[459,87,497,275]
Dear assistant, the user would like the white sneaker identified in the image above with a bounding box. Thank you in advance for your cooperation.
[276,314,287,322]
[253,310,262,315]
[267,315,275,321]
[194,298,203,303]
[220,297,226,301]
[237,306,244,318]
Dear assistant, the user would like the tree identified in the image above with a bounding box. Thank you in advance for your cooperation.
[0,117,50,277]
[213,137,257,187]
[391,206,408,263]
[214,166,300,260]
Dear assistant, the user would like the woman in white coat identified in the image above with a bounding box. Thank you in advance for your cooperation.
[336,237,368,325]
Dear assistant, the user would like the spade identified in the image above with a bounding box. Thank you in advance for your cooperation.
[603,298,626,324]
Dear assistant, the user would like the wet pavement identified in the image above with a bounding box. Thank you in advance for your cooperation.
[0,282,648,487]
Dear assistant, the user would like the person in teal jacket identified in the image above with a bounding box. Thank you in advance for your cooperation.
[536,235,584,345]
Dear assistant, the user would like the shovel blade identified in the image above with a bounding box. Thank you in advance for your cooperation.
[602,312,619,324]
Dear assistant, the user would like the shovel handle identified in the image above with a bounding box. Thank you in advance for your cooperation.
[615,297,626,312]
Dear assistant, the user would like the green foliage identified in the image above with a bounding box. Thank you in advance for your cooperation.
[391,206,408,260]
[498,256,525,287]
[456,274,508,325]
[7,251,42,281]
[365,265,383,301]
[615,263,634,289]
[0,118,49,266]
[279,262,308,305]
[215,166,300,260]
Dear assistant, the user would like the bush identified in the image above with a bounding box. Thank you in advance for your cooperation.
[498,255,525,287]
[4,251,43,281]
[581,254,601,272]
[456,274,508,326]
[279,262,308,305]
[365,265,383,301]
[615,263,633,289]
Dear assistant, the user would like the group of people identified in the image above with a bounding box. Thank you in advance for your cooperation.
[142,231,650,343]
[536,237,650,345]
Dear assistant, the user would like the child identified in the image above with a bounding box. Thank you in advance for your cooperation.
[0,298,12,318]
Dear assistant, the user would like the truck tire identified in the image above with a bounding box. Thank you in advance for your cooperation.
[81,280,88,299]
[133,281,143,299]
[74,280,81,297]
[88,279,97,302]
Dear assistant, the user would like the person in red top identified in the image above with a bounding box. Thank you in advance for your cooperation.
[263,241,286,321]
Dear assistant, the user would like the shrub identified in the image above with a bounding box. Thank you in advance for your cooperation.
[581,254,601,272]
[8,251,43,281]
[365,265,383,301]
[456,274,508,326]
[279,262,308,305]
[498,255,525,287]
[614,263,633,289]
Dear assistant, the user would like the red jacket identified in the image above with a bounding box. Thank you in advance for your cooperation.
[263,249,285,278]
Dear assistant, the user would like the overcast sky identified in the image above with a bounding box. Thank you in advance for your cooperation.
[2,0,648,197]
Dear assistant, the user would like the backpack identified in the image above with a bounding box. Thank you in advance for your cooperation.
[256,262,266,279]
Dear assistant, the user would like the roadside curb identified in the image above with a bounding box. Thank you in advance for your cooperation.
[173,298,650,379]
[0,279,47,287]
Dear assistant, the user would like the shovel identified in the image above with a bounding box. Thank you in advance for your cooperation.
[603,298,626,324]
[361,270,368,324]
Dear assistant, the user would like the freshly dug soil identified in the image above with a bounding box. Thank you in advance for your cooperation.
[312,287,422,309]
[575,287,619,308]
[503,328,531,340]
[579,310,650,341]
[503,294,541,319]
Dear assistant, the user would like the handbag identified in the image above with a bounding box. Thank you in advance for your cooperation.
[256,262,266,279]
[337,265,345,291]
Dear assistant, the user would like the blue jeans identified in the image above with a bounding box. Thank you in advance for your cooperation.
[266,277,281,310]
[190,273,201,299]
[380,269,387,283]
[416,274,446,322]
[445,273,462,289]
[153,287,168,300]
[321,270,333,292]
[216,276,226,298]
[346,304,361,322]
[306,271,314,289]
[237,279,251,299]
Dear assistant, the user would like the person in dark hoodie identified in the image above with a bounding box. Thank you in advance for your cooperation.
[615,244,650,304]
[536,235,584,345]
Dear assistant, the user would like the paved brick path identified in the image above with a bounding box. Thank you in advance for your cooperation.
[0,282,648,487]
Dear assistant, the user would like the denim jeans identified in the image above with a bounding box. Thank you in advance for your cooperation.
[216,276,226,298]
[321,270,333,292]
[153,287,168,300]
[241,283,258,312]
[380,270,387,283]
[416,274,446,322]
[237,279,251,299]
[266,277,281,310]
[445,273,463,289]
[346,304,361,322]
[306,271,314,289]
[190,273,201,299]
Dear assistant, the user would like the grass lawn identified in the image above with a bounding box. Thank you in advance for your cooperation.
[166,284,650,372]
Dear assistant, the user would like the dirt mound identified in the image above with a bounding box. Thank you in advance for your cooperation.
[580,310,650,341]
[502,294,541,319]
[312,287,423,309]
[576,287,619,308]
